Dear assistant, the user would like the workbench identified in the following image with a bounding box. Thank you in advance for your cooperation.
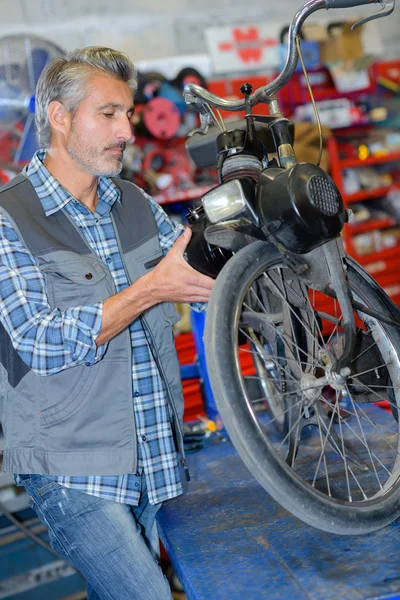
[158,434,400,600]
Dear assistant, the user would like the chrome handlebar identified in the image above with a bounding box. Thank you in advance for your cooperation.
[183,0,395,113]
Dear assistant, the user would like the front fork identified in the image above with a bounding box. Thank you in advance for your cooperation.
[322,237,356,373]
[285,236,362,468]
[295,236,356,374]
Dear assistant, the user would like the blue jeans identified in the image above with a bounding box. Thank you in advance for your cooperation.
[18,474,173,600]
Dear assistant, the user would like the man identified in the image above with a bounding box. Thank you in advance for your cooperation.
[0,47,214,599]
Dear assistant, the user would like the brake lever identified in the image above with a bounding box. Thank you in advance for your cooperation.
[184,86,213,137]
[351,0,395,29]
[187,112,211,138]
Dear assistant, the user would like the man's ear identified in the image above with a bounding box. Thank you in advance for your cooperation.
[47,100,71,138]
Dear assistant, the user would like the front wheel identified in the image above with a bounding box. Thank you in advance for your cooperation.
[205,241,400,535]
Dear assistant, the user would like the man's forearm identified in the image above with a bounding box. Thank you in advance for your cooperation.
[96,272,156,346]
[96,228,214,347]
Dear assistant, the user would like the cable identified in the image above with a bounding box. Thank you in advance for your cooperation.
[296,36,323,168]
[0,498,61,558]
[215,107,227,131]
[205,103,226,132]
[0,499,85,579]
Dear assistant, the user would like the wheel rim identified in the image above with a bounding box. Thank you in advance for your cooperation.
[235,260,400,505]
[248,338,287,431]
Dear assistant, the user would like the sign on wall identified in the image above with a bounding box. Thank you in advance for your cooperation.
[204,22,284,74]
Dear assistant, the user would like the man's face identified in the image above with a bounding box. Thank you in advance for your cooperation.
[65,73,134,177]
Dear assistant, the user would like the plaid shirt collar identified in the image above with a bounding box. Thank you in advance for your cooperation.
[27,150,121,217]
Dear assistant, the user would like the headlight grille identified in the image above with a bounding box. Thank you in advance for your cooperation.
[308,176,340,216]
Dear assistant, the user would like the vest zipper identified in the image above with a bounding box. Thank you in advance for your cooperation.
[109,213,189,480]
[109,213,140,473]
[140,314,190,481]
[110,213,190,481]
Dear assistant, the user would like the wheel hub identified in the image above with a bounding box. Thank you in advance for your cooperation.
[301,365,350,401]
[301,373,327,401]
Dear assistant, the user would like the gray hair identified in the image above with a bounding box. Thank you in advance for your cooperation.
[35,46,138,148]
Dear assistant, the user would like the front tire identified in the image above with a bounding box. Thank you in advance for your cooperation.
[205,241,400,535]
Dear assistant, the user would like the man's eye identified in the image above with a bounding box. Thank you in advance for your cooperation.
[103,113,114,118]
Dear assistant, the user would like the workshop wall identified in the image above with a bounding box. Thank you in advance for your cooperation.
[0,0,399,67]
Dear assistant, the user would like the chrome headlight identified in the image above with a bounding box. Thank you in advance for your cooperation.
[202,179,258,225]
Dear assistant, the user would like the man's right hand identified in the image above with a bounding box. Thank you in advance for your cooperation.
[147,228,215,304]
[97,228,214,346]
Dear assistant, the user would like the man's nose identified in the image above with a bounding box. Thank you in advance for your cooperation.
[117,116,134,142]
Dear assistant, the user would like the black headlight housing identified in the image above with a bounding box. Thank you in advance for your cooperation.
[257,162,346,254]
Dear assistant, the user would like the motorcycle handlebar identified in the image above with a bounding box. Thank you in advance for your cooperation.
[183,0,394,113]
[326,0,376,7]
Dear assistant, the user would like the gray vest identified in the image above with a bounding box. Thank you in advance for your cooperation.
[0,174,185,476]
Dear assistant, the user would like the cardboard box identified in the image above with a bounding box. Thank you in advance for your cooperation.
[303,22,364,64]
[279,40,321,72]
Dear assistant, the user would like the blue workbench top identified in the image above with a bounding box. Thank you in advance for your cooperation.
[158,436,400,600]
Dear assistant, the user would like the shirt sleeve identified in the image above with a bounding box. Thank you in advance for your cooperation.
[146,194,207,313]
[0,212,108,376]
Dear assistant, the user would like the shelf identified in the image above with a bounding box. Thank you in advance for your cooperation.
[339,151,400,169]
[347,217,395,234]
[351,245,400,266]
[153,185,212,205]
[373,271,400,288]
[345,186,397,204]
[365,258,400,277]
[381,284,400,299]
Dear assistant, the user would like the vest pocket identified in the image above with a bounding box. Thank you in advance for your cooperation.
[161,301,181,326]
[41,258,111,310]
[39,364,96,428]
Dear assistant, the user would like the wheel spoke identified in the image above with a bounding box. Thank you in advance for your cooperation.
[238,346,313,370]
[241,271,400,493]
[339,397,390,483]
[313,400,337,490]
[315,417,332,497]
[210,245,400,533]
[239,324,316,369]
[351,339,379,363]
[245,392,306,428]
[319,396,399,450]
[278,400,308,450]
[321,397,367,501]
[349,363,390,379]
[342,390,400,455]
[261,271,330,359]
[347,375,400,412]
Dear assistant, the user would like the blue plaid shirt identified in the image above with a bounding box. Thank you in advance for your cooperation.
[1,150,189,506]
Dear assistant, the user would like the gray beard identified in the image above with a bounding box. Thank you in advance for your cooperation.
[66,144,123,177]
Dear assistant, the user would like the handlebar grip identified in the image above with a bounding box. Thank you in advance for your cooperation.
[326,0,376,7]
